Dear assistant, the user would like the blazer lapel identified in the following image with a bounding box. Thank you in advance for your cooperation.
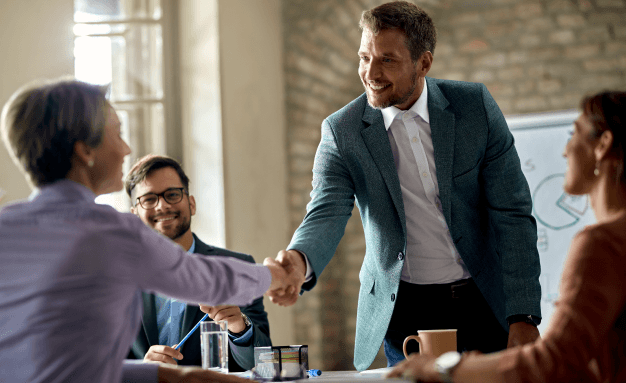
[361,104,406,234]
[142,292,160,347]
[426,77,455,225]
[179,304,202,352]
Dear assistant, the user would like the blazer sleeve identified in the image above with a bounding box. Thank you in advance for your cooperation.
[288,117,357,290]
[478,84,541,318]
[229,295,272,371]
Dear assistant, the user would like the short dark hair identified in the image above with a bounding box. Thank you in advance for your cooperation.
[124,154,190,204]
[1,78,108,187]
[359,1,437,62]
[581,91,626,183]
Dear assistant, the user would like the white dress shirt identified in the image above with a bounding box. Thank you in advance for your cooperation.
[380,82,470,284]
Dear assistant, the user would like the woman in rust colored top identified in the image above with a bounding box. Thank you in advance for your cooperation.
[388,90,626,383]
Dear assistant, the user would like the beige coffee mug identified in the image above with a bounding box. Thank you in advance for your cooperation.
[402,329,457,357]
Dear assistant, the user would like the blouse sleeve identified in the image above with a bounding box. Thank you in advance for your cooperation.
[498,226,626,383]
[108,216,272,307]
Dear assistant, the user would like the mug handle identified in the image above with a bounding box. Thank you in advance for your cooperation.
[402,335,422,358]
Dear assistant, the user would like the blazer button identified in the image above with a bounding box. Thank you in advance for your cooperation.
[391,293,396,302]
[398,252,404,260]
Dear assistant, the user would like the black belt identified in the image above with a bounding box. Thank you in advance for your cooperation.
[399,278,476,299]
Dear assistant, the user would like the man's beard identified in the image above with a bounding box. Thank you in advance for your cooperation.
[365,70,418,110]
[168,217,191,241]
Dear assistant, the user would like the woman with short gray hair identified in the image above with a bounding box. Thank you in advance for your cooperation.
[0,78,285,383]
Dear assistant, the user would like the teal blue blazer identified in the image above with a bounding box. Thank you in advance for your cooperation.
[288,77,541,370]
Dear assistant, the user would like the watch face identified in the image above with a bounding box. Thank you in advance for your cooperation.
[437,351,462,369]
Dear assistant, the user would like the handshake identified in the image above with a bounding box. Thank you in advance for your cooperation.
[263,250,307,307]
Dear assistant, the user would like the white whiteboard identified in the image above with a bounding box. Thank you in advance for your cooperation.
[507,110,596,334]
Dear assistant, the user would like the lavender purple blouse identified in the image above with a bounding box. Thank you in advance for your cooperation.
[0,180,271,383]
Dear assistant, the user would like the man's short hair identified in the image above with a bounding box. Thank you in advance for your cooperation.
[125,154,191,205]
[359,0,437,62]
[1,78,108,187]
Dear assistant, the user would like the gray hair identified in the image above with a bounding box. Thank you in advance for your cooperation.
[1,78,109,187]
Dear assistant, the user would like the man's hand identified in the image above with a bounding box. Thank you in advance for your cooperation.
[263,249,306,307]
[157,364,252,383]
[199,305,246,334]
[507,322,540,348]
[144,345,183,365]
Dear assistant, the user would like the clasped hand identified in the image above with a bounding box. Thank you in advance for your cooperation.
[263,249,306,307]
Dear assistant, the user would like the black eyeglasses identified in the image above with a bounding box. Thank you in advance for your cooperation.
[135,187,187,209]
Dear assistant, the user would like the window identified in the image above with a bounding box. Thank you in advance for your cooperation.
[73,0,166,211]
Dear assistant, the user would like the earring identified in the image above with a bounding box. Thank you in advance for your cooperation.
[594,163,600,176]
[88,160,94,168]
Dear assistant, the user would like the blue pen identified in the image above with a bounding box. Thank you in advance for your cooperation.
[174,313,208,350]
[307,369,322,377]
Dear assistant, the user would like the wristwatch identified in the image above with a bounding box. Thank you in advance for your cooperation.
[230,313,252,337]
[434,351,462,383]
[507,314,540,327]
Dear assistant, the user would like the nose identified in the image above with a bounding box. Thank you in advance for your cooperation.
[123,139,131,156]
[155,195,172,211]
[363,60,382,82]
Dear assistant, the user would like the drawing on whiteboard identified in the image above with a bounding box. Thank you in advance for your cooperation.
[532,173,589,230]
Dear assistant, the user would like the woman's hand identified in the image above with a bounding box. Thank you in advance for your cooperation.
[385,353,441,382]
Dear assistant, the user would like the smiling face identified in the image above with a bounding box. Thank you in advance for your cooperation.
[131,166,196,248]
[563,113,599,195]
[358,28,431,110]
[90,104,131,195]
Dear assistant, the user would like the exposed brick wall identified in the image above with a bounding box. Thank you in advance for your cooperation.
[282,0,626,371]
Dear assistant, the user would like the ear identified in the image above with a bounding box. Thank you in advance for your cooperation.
[130,206,137,215]
[417,51,433,77]
[73,141,95,167]
[189,194,196,216]
[595,130,614,162]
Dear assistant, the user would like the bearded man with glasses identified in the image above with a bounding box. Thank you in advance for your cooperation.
[124,154,272,371]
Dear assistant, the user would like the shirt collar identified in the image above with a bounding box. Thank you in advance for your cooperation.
[380,80,429,131]
[187,237,196,254]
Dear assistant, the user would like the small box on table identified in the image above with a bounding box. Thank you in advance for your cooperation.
[254,345,309,380]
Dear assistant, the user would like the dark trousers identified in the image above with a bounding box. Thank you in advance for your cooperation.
[384,279,508,366]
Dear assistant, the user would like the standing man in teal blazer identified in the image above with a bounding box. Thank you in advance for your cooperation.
[268,1,541,371]
[125,155,272,371]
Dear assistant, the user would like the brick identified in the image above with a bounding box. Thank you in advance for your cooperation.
[516,80,536,94]
[546,0,576,12]
[508,50,530,64]
[519,34,542,47]
[565,44,601,59]
[515,2,544,18]
[589,12,626,25]
[496,98,513,114]
[577,0,594,11]
[596,0,626,7]
[583,58,620,71]
[471,70,496,82]
[524,16,554,31]
[435,43,455,58]
[475,52,507,67]
[448,56,470,69]
[607,42,626,54]
[514,96,549,112]
[484,7,515,21]
[498,66,525,80]
[442,72,466,82]
[530,47,562,60]
[449,12,484,25]
[616,26,626,39]
[580,75,625,90]
[537,79,563,94]
[556,14,586,28]
[460,39,490,52]
[549,93,583,110]
[544,63,582,78]
[549,30,576,44]
[578,26,611,42]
